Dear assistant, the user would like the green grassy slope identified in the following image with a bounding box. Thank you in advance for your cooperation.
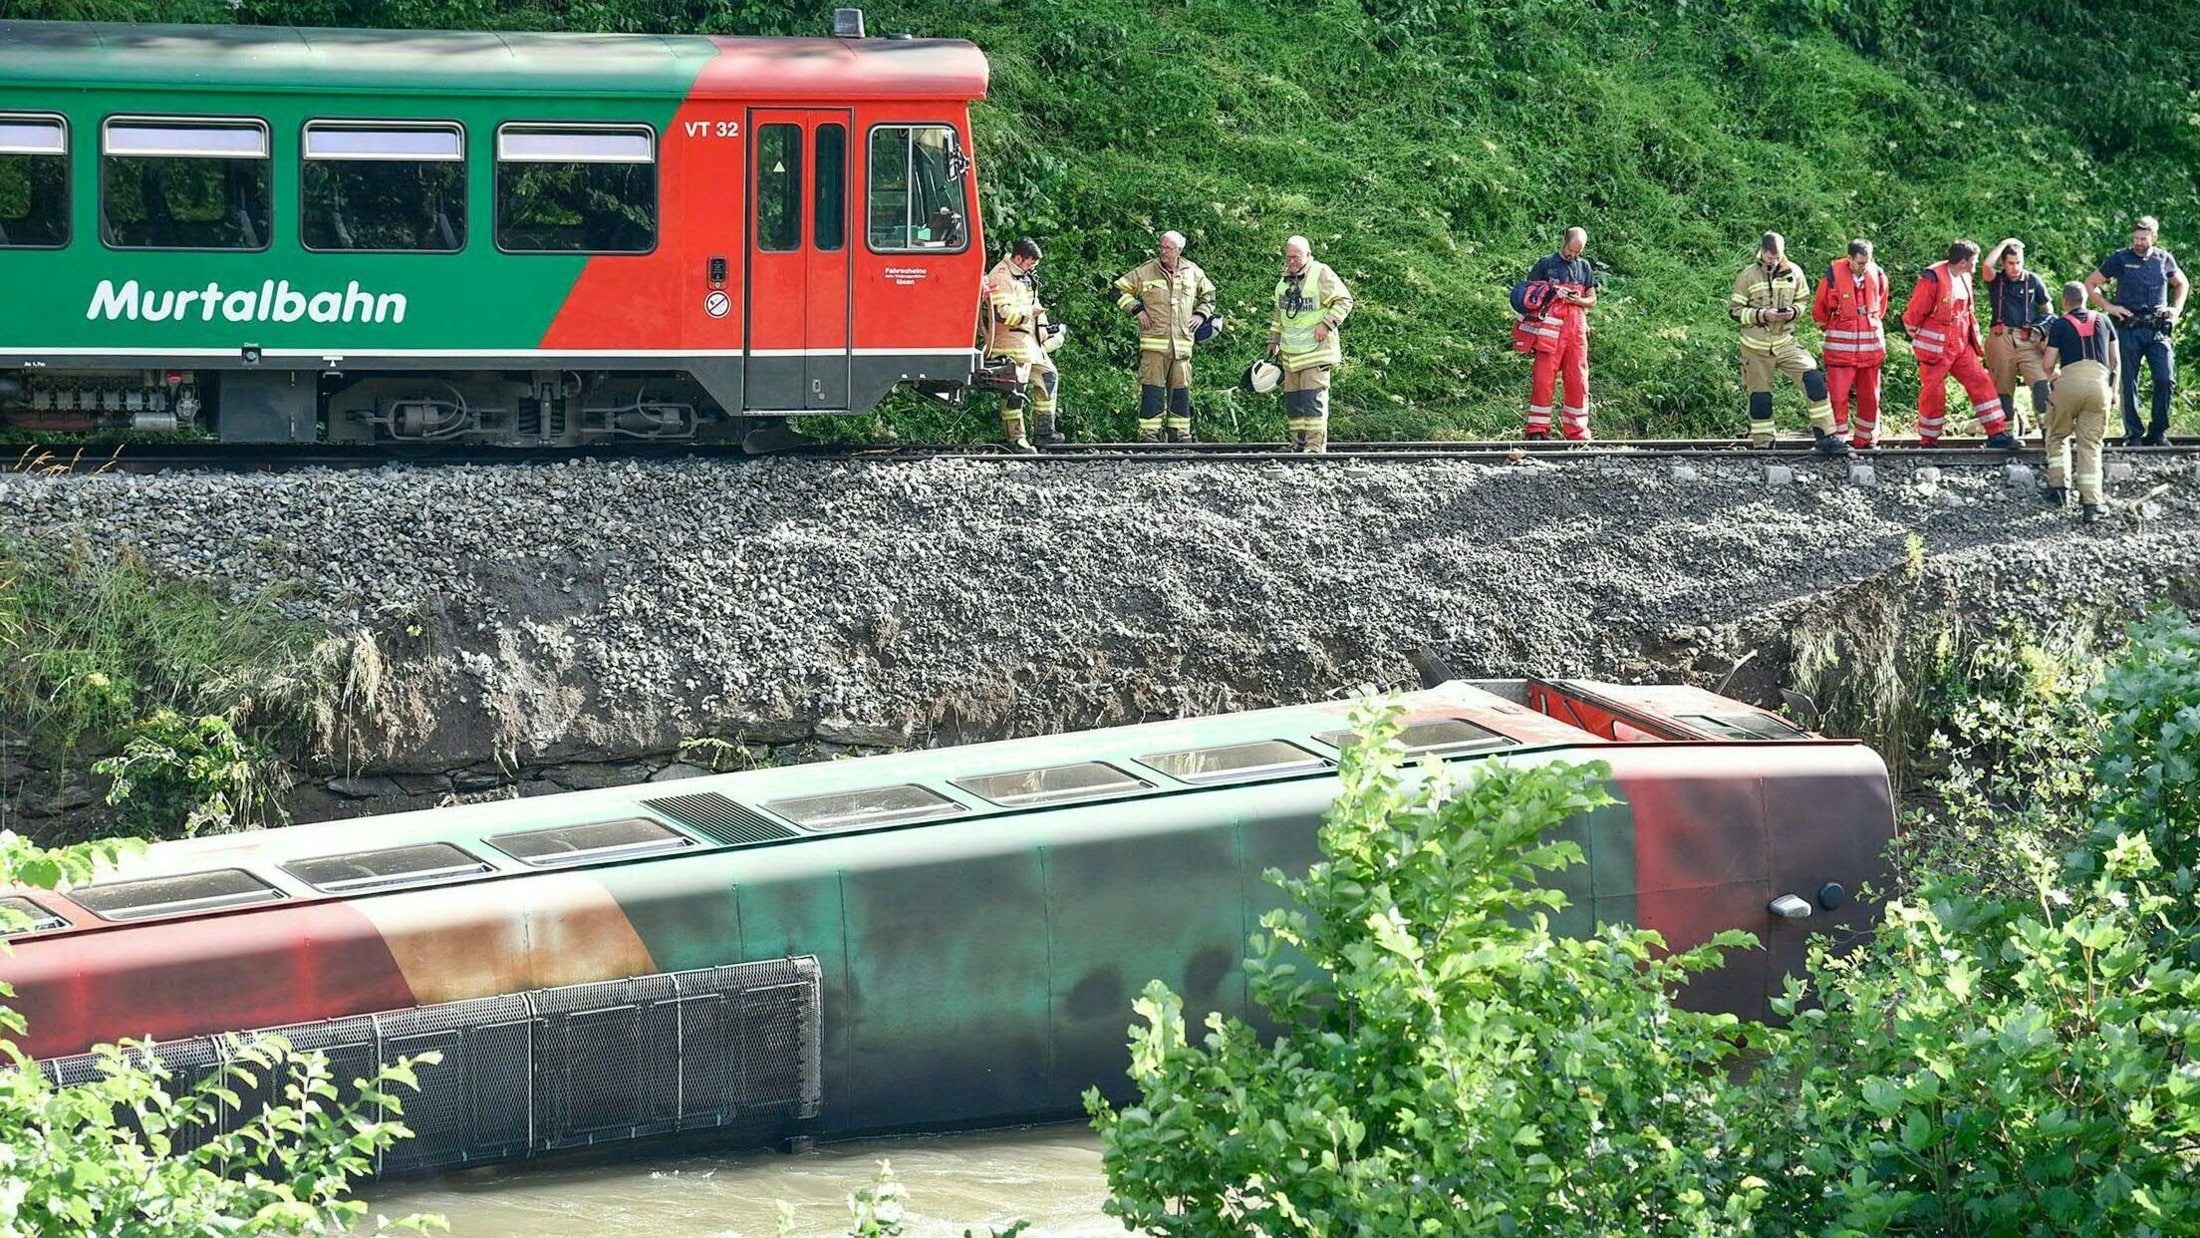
[11,0,2196,441]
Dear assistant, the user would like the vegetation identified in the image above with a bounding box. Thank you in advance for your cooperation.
[1092,609,2200,1235]
[0,535,319,840]
[5,0,2194,441]
[0,831,442,1234]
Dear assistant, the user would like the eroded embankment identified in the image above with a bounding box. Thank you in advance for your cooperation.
[4,452,2196,837]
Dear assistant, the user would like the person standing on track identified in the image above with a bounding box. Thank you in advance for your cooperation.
[2042,280,2120,522]
[1811,238,1890,449]
[1900,239,2022,449]
[1520,226,1598,441]
[982,236,1056,453]
[1981,238,2055,440]
[1728,231,1850,455]
[1114,230,1218,443]
[2084,215,2188,446]
[1269,235,1354,453]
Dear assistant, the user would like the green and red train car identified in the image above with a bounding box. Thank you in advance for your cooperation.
[0,679,1894,1175]
[0,16,989,444]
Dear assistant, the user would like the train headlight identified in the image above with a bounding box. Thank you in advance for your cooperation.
[1768,894,1814,920]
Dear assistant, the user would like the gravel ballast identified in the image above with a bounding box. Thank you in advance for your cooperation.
[5,452,2197,802]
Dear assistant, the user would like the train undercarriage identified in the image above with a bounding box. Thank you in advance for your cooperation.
[0,367,750,447]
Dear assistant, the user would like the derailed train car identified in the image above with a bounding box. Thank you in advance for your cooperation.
[0,680,1893,1175]
[0,15,989,445]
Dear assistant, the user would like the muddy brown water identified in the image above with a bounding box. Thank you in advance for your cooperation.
[363,1123,1121,1237]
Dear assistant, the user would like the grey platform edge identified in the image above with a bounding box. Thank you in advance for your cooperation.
[40,956,823,1177]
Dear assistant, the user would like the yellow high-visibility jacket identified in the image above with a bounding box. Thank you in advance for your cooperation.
[1729,260,1812,354]
[983,257,1042,356]
[1271,260,1353,371]
[1114,257,1217,355]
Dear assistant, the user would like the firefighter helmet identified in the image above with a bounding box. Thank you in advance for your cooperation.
[1509,279,1556,317]
[1193,314,1222,344]
[1240,358,1284,394]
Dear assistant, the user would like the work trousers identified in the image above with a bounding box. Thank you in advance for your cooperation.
[1826,362,1883,447]
[2047,359,2111,505]
[1740,337,1835,445]
[1916,345,2008,441]
[1526,324,1592,440]
[2117,325,2176,442]
[988,339,1058,442]
[1282,364,1332,451]
[1136,351,1194,438]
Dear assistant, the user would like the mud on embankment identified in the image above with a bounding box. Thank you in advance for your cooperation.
[4,452,2197,837]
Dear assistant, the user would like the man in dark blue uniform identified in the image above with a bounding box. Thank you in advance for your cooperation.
[2084,216,2189,445]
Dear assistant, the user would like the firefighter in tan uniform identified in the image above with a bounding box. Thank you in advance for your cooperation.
[982,236,1057,452]
[1114,230,1218,442]
[1729,231,1850,456]
[1268,235,1354,453]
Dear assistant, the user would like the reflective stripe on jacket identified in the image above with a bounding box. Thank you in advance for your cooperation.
[1812,257,1888,366]
[1901,260,1980,364]
[1271,259,1353,370]
[1729,260,1811,353]
[1114,258,1217,355]
[984,257,1041,354]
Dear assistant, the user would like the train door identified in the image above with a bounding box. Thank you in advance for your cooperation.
[745,109,852,411]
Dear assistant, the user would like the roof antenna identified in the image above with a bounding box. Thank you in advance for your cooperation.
[1406,645,1456,689]
[833,8,867,37]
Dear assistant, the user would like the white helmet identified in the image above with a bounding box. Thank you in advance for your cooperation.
[1240,357,1284,394]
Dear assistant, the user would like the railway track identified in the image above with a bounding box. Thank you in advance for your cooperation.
[13,435,2200,473]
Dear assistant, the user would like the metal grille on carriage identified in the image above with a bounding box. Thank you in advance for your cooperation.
[38,956,822,1176]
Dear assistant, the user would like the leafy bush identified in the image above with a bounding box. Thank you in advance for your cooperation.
[1088,712,1766,1234]
[0,828,442,1234]
[94,709,284,838]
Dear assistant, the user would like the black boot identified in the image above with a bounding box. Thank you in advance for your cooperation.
[2080,502,2104,523]
[1812,427,1853,457]
[2042,485,2068,507]
[1984,431,2020,450]
[1032,412,1065,445]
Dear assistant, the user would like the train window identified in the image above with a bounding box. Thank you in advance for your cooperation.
[814,123,846,252]
[763,784,967,832]
[756,123,802,253]
[1672,712,1810,741]
[1315,717,1517,757]
[487,817,694,866]
[302,122,466,253]
[495,123,655,254]
[0,895,70,936]
[953,762,1153,808]
[0,115,68,248]
[100,118,271,251]
[1138,740,1330,785]
[70,868,284,922]
[866,124,968,252]
[282,842,493,894]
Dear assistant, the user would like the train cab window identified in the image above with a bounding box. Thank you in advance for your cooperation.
[814,123,846,252]
[1315,718,1518,758]
[495,123,655,254]
[302,122,466,253]
[953,761,1153,808]
[764,784,967,832]
[1672,712,1810,741]
[866,124,968,252]
[1138,740,1330,786]
[70,868,284,922]
[0,116,69,248]
[282,842,493,894]
[101,118,271,251]
[756,123,802,252]
[486,817,693,867]
[0,895,70,936]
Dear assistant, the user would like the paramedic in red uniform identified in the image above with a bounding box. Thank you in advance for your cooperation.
[1811,238,1889,448]
[1900,239,2022,449]
[1521,226,1597,441]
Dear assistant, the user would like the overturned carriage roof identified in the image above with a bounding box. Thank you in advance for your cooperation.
[0,21,989,100]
